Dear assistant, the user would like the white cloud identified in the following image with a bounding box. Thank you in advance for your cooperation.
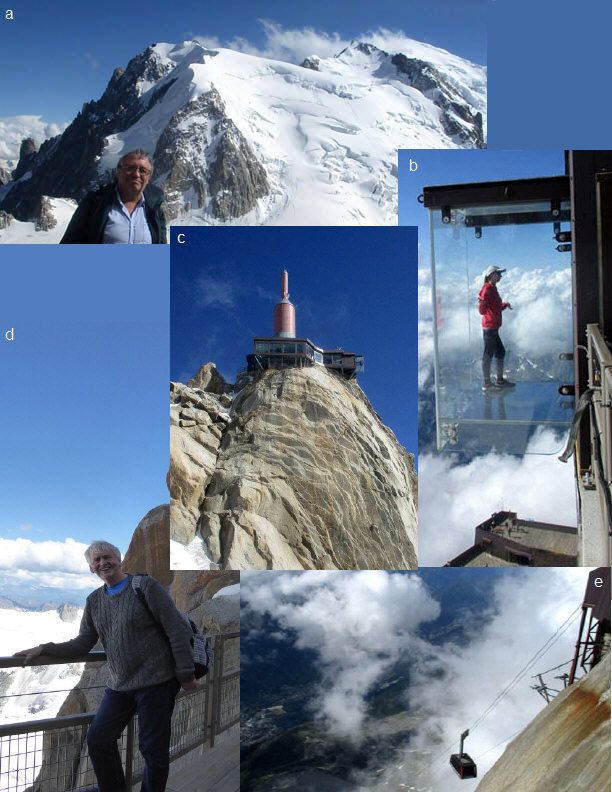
[0,568,94,590]
[243,570,588,790]
[418,432,577,565]
[0,536,90,573]
[193,35,223,50]
[430,265,572,363]
[418,265,434,389]
[504,268,573,357]
[199,20,475,69]
[0,115,67,163]
[0,537,100,593]
[227,19,347,63]
[357,569,586,791]
[242,570,440,738]
[196,273,236,308]
[84,51,100,70]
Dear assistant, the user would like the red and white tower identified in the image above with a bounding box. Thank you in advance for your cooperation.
[273,270,296,338]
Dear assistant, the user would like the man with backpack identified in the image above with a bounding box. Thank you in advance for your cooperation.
[14,540,197,792]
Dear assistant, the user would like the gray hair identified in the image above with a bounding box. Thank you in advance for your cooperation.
[116,149,154,175]
[84,540,122,564]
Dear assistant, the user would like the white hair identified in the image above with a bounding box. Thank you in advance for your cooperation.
[84,540,122,564]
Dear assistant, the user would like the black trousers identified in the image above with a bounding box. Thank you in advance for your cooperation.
[482,329,505,381]
[86,677,180,792]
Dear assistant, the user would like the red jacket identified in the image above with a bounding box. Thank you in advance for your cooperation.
[478,282,509,329]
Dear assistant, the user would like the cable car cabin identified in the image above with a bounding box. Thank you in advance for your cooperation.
[422,176,574,456]
[450,752,478,779]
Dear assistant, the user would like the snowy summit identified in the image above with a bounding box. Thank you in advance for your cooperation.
[0,38,486,240]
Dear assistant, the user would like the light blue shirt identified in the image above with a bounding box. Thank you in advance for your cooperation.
[102,190,152,244]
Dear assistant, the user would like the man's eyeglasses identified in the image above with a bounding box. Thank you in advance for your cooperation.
[120,165,151,176]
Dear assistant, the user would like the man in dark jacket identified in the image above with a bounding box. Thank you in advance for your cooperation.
[15,540,196,792]
[60,150,167,244]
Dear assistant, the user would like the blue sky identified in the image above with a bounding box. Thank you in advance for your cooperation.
[0,246,169,594]
[170,226,418,456]
[2,0,486,121]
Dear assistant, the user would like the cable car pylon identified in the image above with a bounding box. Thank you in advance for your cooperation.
[450,728,478,780]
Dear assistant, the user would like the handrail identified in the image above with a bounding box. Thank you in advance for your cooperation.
[0,651,107,669]
[0,631,239,670]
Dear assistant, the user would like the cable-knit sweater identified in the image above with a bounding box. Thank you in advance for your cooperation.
[41,574,194,691]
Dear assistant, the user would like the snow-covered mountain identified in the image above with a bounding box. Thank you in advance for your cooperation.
[0,38,486,240]
[0,605,84,725]
[0,605,85,792]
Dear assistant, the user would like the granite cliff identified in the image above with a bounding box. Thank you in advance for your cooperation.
[476,652,610,792]
[170,363,418,570]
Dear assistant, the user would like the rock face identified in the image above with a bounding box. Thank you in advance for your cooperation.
[188,362,234,394]
[34,196,57,231]
[123,504,172,585]
[476,653,610,792]
[391,53,485,148]
[12,137,39,181]
[153,87,269,221]
[171,365,418,570]
[57,603,80,623]
[0,46,173,221]
[170,380,232,545]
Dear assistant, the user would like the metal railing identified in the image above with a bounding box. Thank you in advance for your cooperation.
[0,632,239,792]
[587,323,612,557]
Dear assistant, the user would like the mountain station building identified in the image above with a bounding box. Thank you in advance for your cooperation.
[243,271,364,381]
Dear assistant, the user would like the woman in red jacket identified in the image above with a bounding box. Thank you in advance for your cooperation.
[478,265,515,391]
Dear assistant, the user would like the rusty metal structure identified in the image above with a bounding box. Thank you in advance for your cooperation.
[568,567,611,685]
[445,511,578,567]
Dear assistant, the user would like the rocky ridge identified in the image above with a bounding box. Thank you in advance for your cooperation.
[171,363,418,570]
[0,44,269,225]
[476,652,610,791]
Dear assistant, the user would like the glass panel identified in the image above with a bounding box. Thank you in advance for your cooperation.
[314,351,323,364]
[430,199,574,455]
